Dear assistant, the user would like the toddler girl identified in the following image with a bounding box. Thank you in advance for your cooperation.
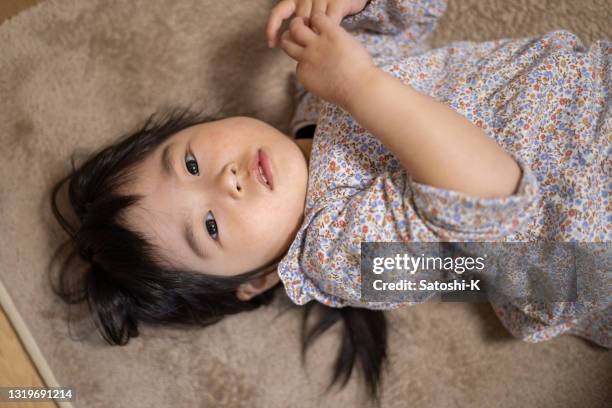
[51,0,610,402]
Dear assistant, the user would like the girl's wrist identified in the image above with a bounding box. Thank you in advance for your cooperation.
[340,65,382,113]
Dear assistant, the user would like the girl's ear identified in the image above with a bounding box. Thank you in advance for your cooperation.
[236,270,280,301]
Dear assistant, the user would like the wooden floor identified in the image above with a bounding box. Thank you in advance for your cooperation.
[0,3,56,407]
[0,306,57,408]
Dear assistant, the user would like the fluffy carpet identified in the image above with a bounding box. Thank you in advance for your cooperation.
[0,0,610,407]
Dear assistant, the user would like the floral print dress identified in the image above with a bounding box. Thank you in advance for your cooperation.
[277,0,611,347]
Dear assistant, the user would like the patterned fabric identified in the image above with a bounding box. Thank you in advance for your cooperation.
[280,0,611,347]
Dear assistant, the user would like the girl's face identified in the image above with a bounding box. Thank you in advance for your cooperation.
[123,116,309,279]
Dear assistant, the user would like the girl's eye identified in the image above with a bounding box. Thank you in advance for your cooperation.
[205,211,219,241]
[185,152,199,176]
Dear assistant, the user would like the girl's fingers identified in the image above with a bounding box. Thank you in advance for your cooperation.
[295,0,312,25]
[279,30,304,60]
[326,0,346,25]
[310,9,335,34]
[311,0,328,33]
[289,16,318,46]
[311,0,328,17]
[267,0,297,48]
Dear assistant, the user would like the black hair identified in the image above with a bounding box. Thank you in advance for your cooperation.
[49,108,388,404]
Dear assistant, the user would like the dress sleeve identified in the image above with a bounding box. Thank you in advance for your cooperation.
[284,170,431,310]
[280,157,540,309]
[489,242,611,347]
[341,0,447,42]
[407,155,542,241]
[490,301,611,347]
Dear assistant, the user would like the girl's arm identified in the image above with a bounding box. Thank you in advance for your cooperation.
[279,10,520,199]
[342,66,522,199]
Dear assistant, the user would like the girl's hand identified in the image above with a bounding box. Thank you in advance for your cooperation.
[279,11,375,108]
[266,0,370,48]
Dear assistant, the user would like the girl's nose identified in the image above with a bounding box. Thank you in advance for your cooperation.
[220,162,242,198]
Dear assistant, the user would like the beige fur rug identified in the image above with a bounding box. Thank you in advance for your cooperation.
[0,0,610,407]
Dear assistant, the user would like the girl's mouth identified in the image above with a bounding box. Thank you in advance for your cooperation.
[258,149,274,190]
[250,149,274,191]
